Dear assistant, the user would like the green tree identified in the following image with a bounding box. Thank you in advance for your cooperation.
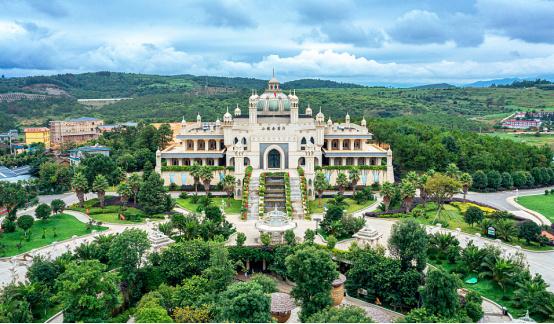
[0,181,27,221]
[349,169,360,194]
[472,170,488,191]
[158,240,211,285]
[157,123,173,150]
[464,206,484,227]
[17,215,34,239]
[35,203,52,221]
[336,172,349,194]
[459,173,472,201]
[518,220,542,244]
[388,219,428,271]
[135,294,173,323]
[80,154,120,186]
[71,172,89,208]
[200,166,214,194]
[284,229,296,246]
[479,258,515,291]
[286,246,338,321]
[314,171,328,207]
[0,283,33,322]
[54,260,121,322]
[203,243,235,292]
[486,170,502,191]
[445,163,461,179]
[138,172,172,215]
[117,182,133,208]
[494,218,517,242]
[235,232,246,247]
[218,281,271,323]
[424,173,461,221]
[381,182,396,211]
[501,172,513,189]
[421,269,460,317]
[92,174,109,208]
[128,173,142,204]
[400,179,416,212]
[306,305,374,323]
[222,174,236,206]
[108,228,151,305]
[512,171,527,188]
[249,274,278,294]
[514,274,554,321]
[50,199,66,214]
[190,163,202,194]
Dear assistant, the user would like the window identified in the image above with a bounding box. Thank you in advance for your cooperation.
[334,158,342,166]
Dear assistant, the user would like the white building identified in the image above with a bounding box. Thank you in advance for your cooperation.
[156,75,393,204]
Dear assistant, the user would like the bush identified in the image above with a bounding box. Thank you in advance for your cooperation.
[35,203,52,220]
[545,190,550,195]
[178,192,188,199]
[326,235,337,250]
[1,218,16,233]
[122,209,145,222]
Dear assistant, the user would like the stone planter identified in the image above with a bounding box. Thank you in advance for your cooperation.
[271,292,295,323]
[331,273,346,306]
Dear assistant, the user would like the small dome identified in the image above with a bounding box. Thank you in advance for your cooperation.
[181,116,186,125]
[327,117,333,126]
[215,118,221,126]
[361,116,366,126]
[196,113,201,121]
[223,107,232,121]
[305,104,312,116]
[234,104,241,116]
[316,107,324,121]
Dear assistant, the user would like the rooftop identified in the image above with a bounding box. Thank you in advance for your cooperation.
[65,117,100,122]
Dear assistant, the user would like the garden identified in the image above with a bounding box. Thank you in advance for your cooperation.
[0,212,106,257]
[175,194,242,214]
[68,196,162,224]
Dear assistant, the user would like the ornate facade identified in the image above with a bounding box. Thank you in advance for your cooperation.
[156,75,394,199]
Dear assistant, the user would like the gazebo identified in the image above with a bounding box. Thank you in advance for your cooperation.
[331,273,347,305]
[353,225,382,247]
[255,208,297,244]
[270,292,296,323]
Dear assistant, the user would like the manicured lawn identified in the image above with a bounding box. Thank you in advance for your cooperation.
[309,198,376,214]
[68,198,150,224]
[429,261,524,318]
[0,213,107,257]
[413,203,553,251]
[516,194,554,222]
[176,197,242,214]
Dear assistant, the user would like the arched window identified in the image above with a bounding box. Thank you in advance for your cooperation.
[346,157,354,165]
[334,158,342,166]
[310,137,315,144]
[354,139,361,150]
[244,157,250,166]
[298,157,306,166]
[301,137,307,145]
[342,139,350,150]
[358,158,366,165]
[198,140,206,150]
[331,139,339,150]
[234,137,239,144]
[241,137,247,145]
[208,139,217,150]
[186,140,194,150]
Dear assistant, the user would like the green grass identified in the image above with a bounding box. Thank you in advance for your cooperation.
[516,194,554,222]
[176,197,242,214]
[428,261,524,318]
[413,203,553,251]
[486,132,554,150]
[68,197,149,224]
[0,213,107,257]
[308,197,376,214]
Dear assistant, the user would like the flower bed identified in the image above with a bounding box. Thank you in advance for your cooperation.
[241,166,253,220]
[258,173,266,217]
[297,167,310,216]
[284,172,292,217]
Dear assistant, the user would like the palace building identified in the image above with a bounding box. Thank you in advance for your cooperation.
[156,75,393,215]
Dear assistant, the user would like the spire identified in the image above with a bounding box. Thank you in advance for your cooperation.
[226,106,229,113]
[293,89,296,95]
[272,67,275,78]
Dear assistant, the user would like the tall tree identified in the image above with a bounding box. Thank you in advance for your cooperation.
[336,173,349,194]
[400,179,416,212]
[314,171,328,207]
[71,172,89,208]
[108,228,151,305]
[16,215,34,239]
[128,173,142,205]
[424,173,461,221]
[200,166,214,194]
[137,172,172,215]
[0,182,27,221]
[92,174,109,208]
[459,173,472,201]
[54,260,121,322]
[222,174,236,207]
[388,219,429,271]
[286,246,339,321]
[190,163,202,194]
[421,269,461,317]
[117,182,133,208]
[349,169,360,194]
[218,281,271,323]
[381,182,396,211]
[306,305,374,323]
[157,123,173,150]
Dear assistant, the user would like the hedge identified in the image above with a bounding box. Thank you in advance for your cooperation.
[161,165,234,172]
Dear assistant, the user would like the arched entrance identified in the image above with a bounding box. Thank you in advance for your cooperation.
[268,149,281,169]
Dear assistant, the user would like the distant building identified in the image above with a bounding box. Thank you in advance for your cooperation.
[0,165,32,183]
[68,143,111,165]
[49,117,104,148]
[98,121,138,133]
[24,127,50,148]
[0,129,18,143]
[501,119,542,129]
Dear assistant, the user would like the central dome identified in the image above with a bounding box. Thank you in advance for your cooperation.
[257,92,291,111]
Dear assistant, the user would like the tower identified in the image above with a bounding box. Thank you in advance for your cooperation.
[196,112,202,127]
[249,90,258,124]
[234,104,241,116]
[289,89,298,124]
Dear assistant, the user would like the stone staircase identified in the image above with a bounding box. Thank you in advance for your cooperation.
[289,171,304,219]
[247,176,259,220]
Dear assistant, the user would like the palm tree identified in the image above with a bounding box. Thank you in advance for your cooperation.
[190,163,203,194]
[445,163,461,179]
[222,174,236,207]
[494,218,517,242]
[400,179,416,212]
[348,169,360,194]
[381,182,396,211]
[116,182,133,208]
[460,242,484,274]
[72,172,89,208]
[460,173,473,201]
[514,275,554,319]
[92,175,109,208]
[128,173,142,205]
[336,173,349,194]
[480,258,515,291]
[314,171,328,207]
[200,166,214,194]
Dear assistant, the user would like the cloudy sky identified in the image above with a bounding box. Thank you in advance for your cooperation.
[2,0,554,85]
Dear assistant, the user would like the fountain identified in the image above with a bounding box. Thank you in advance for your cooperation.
[255,207,297,244]
[353,225,383,247]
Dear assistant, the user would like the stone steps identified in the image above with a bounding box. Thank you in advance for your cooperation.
[289,173,304,219]
[247,177,259,220]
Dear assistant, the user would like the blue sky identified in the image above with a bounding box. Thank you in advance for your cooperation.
[2,0,554,85]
